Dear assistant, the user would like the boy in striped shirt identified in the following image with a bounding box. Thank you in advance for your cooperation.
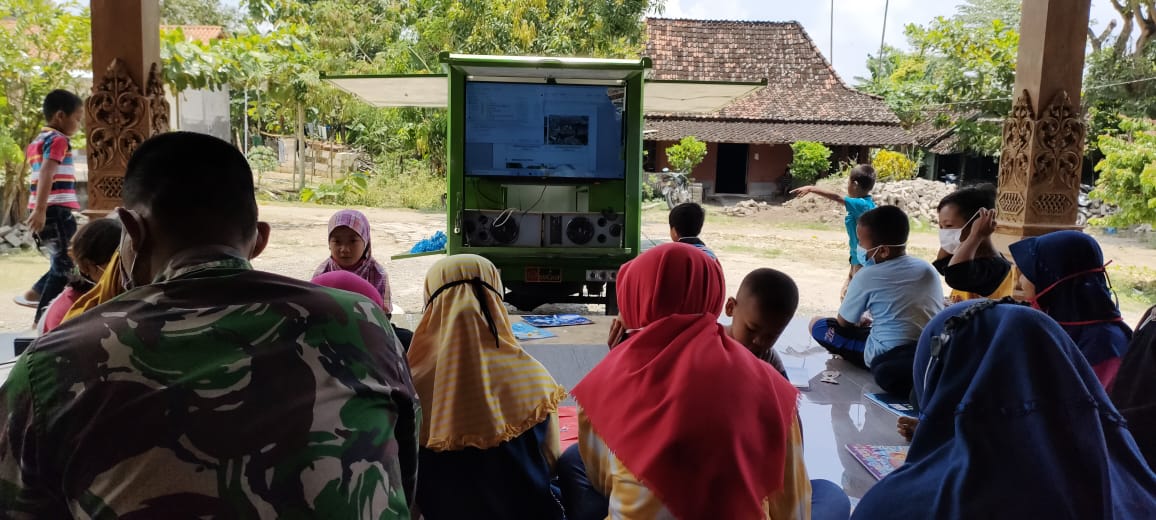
[20,89,84,322]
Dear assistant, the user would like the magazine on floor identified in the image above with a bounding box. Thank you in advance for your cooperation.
[864,392,918,418]
[846,444,909,480]
[520,315,594,327]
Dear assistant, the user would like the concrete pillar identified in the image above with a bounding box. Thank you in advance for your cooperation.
[84,0,167,216]
[994,0,1091,245]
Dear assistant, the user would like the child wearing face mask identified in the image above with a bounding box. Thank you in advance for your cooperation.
[934,184,1016,304]
[1011,231,1131,388]
[808,206,944,397]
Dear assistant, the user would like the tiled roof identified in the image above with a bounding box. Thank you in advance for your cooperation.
[159,25,226,44]
[645,117,913,147]
[645,18,904,130]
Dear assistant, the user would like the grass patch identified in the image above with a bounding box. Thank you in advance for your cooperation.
[0,251,49,293]
[719,244,784,259]
[1110,264,1156,314]
[775,220,839,232]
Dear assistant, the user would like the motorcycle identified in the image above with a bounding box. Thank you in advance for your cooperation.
[941,173,959,185]
[1077,184,1093,227]
[661,168,692,209]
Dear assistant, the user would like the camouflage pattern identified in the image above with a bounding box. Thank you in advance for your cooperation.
[0,250,420,519]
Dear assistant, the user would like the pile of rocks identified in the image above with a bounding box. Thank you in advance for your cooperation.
[871,179,959,224]
[0,224,37,254]
[722,199,771,217]
[785,178,958,225]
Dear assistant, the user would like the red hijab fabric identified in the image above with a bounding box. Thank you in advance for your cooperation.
[572,243,799,520]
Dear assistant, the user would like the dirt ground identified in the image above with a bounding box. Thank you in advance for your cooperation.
[1,202,1152,332]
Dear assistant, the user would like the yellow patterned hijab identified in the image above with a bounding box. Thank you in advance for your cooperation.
[63,250,124,323]
[408,254,565,451]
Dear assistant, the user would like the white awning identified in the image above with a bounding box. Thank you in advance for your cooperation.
[325,75,448,108]
[642,80,762,114]
[323,76,762,114]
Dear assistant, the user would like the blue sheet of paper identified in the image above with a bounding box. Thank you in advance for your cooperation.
[511,322,556,340]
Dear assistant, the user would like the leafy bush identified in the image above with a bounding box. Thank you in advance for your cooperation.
[1091,118,1156,228]
[789,141,833,185]
[872,149,918,181]
[665,136,708,179]
[246,146,279,184]
[300,171,371,205]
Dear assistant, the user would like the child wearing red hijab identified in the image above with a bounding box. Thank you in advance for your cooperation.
[558,243,849,520]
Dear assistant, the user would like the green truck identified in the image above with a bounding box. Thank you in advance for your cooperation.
[326,53,758,314]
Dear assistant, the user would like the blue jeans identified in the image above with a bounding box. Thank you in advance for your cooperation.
[811,478,852,520]
[556,444,608,520]
[557,445,853,520]
[33,205,76,323]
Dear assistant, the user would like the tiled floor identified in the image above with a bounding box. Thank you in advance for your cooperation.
[0,314,906,500]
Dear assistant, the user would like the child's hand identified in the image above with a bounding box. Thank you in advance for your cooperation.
[972,208,997,239]
[608,317,627,349]
[25,209,46,233]
[790,186,812,196]
[897,416,919,442]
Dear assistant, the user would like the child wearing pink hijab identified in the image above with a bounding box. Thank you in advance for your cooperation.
[312,270,412,350]
[314,209,393,315]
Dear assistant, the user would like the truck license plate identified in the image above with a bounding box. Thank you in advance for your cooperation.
[525,267,563,283]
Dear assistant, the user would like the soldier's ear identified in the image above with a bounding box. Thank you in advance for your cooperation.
[249,222,271,260]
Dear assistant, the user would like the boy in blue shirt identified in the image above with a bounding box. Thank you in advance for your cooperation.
[668,202,716,260]
[792,165,877,298]
[808,205,944,397]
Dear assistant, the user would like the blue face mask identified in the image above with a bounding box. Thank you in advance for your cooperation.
[857,243,907,266]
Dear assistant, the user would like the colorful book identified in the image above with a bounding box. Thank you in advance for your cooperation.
[864,392,918,418]
[521,314,594,327]
[511,322,556,340]
[845,444,908,480]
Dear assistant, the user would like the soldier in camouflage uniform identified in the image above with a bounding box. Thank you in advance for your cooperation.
[0,132,420,518]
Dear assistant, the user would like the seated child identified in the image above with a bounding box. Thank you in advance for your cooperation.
[37,217,121,334]
[313,209,393,315]
[1010,230,1131,388]
[935,184,1015,303]
[792,165,876,298]
[809,205,944,397]
[724,268,799,378]
[668,202,716,259]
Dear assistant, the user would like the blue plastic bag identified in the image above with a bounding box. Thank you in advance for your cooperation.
[410,230,447,253]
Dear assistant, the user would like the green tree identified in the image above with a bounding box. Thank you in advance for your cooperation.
[0,0,91,226]
[161,0,239,29]
[665,136,707,179]
[859,6,1019,156]
[789,141,833,185]
[1084,0,1156,151]
[1090,117,1156,228]
[954,0,1020,29]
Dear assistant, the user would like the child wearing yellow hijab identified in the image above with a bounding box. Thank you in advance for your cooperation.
[408,254,566,520]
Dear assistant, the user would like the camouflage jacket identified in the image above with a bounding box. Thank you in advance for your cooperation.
[0,250,420,519]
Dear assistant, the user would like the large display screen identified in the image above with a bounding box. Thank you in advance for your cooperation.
[464,82,626,179]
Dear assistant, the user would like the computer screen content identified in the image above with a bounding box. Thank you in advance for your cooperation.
[464,82,626,179]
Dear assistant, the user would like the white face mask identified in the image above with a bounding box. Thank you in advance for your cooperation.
[939,212,979,255]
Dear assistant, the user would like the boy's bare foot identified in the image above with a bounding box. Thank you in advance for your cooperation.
[897,416,919,442]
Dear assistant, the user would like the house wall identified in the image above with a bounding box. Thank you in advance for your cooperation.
[747,144,791,196]
[653,140,719,194]
[649,140,792,196]
[165,87,231,142]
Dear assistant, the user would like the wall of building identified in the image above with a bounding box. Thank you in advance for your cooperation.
[166,87,231,142]
[747,143,791,196]
[648,140,794,196]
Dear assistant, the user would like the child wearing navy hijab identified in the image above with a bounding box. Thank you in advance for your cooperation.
[855,301,1156,519]
[1010,231,1131,388]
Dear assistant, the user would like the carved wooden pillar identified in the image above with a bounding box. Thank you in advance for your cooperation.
[85,0,167,216]
[994,0,1091,243]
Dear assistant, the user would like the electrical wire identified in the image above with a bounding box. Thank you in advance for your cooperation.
[917,75,1156,109]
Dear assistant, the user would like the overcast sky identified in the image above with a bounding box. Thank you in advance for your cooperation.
[661,0,1121,85]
